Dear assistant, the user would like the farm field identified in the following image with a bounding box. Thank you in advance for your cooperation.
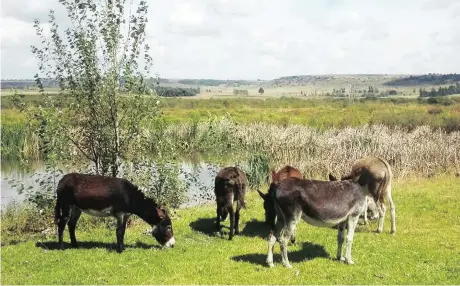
[1,176,459,284]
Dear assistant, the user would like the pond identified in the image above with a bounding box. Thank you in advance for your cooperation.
[0,160,221,210]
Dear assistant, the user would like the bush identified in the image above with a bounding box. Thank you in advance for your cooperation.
[243,153,270,189]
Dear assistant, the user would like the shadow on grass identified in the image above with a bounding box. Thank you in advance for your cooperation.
[231,242,330,266]
[189,217,218,237]
[35,240,160,252]
[189,217,233,237]
[240,219,268,239]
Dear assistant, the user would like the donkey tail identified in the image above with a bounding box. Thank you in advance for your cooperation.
[377,157,392,204]
[54,198,62,225]
[235,189,246,209]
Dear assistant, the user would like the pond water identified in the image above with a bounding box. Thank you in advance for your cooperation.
[0,160,221,210]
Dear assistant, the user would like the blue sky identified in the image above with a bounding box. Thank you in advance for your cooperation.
[1,0,459,79]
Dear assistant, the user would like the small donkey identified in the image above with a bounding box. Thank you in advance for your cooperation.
[214,167,248,240]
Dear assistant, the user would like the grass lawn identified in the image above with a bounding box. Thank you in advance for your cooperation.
[1,176,459,284]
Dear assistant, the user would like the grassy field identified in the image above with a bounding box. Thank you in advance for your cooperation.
[1,176,459,284]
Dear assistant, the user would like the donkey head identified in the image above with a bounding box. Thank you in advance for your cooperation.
[257,171,279,229]
[151,207,175,248]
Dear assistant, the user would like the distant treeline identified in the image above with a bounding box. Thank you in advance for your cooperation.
[154,86,199,97]
[419,82,460,97]
[177,79,251,86]
[1,77,170,90]
[385,74,460,86]
[1,79,58,89]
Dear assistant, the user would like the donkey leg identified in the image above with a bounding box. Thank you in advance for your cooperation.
[57,204,70,250]
[116,213,129,253]
[362,197,369,225]
[376,201,387,233]
[387,189,396,234]
[266,232,277,267]
[280,218,297,268]
[68,206,81,248]
[280,230,293,268]
[228,205,235,240]
[290,228,297,244]
[336,222,346,262]
[344,214,360,265]
[215,205,221,234]
[234,206,241,235]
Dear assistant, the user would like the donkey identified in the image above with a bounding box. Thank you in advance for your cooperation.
[328,156,395,234]
[54,173,175,252]
[214,167,248,240]
[266,175,368,268]
[257,165,303,242]
[329,174,379,224]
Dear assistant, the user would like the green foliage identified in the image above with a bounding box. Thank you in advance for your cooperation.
[27,0,159,177]
[243,153,270,189]
[154,86,199,97]
[385,73,460,86]
[419,82,460,97]
[0,201,54,245]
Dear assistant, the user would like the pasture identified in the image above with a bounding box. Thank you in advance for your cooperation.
[1,176,459,284]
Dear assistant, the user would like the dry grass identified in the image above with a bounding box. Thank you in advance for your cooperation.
[165,119,460,179]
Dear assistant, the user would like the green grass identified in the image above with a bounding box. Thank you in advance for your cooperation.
[2,176,459,284]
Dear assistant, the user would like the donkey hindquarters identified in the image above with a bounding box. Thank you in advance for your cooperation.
[266,178,366,268]
[341,156,395,234]
[214,167,247,240]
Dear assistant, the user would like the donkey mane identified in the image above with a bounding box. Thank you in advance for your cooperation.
[124,181,165,225]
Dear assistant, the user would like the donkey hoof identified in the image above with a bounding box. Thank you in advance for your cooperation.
[390,230,396,235]
[235,230,240,235]
[283,263,293,268]
[345,259,354,265]
[267,262,275,268]
[337,256,346,262]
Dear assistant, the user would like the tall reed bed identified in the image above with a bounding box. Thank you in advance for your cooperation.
[162,118,460,178]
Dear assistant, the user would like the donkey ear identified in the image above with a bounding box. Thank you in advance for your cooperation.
[156,208,165,219]
[271,170,278,183]
[328,174,338,181]
[257,189,267,200]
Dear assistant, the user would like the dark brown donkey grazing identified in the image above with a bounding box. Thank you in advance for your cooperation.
[54,173,175,252]
[214,167,248,240]
[329,156,395,234]
[257,165,303,242]
[265,173,368,268]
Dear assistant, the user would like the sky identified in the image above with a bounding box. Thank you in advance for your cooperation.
[1,0,460,80]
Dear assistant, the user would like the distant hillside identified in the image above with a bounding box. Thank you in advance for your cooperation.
[267,74,402,87]
[175,79,257,86]
[383,74,460,86]
[3,74,458,90]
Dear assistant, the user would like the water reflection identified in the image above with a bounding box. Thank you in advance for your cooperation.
[0,159,221,209]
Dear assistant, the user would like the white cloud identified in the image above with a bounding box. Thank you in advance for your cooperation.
[1,0,459,79]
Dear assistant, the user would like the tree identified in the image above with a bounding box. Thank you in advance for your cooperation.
[28,0,158,177]
[10,0,189,211]
[258,87,264,95]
